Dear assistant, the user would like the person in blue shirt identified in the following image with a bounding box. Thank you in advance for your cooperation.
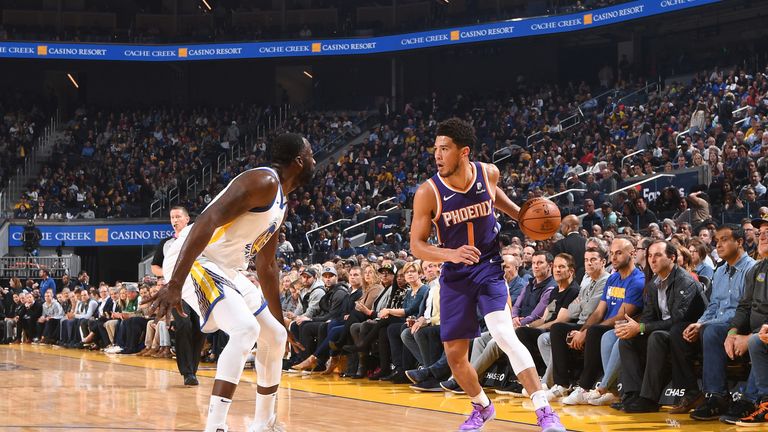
[685,224,758,422]
[548,236,645,400]
[38,269,56,299]
[503,254,529,305]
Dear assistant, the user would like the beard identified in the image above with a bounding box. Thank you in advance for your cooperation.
[299,166,314,186]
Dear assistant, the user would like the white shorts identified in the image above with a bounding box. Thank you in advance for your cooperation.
[179,259,266,333]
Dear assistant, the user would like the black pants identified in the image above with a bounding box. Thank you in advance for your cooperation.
[172,302,204,377]
[21,316,37,341]
[122,317,149,354]
[516,326,547,376]
[378,318,405,370]
[416,325,443,367]
[335,310,366,346]
[93,320,110,347]
[388,322,416,371]
[551,322,611,388]
[299,321,326,360]
[668,322,700,394]
[620,328,679,401]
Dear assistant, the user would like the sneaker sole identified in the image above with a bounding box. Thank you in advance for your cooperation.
[405,371,423,384]
[690,414,722,421]
[457,412,495,432]
[734,421,766,427]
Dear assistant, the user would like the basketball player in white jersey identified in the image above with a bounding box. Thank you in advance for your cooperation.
[145,133,315,432]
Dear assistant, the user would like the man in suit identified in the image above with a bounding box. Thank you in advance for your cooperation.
[551,215,587,283]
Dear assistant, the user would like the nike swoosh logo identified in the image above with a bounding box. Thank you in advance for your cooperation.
[490,258,501,264]
[443,193,456,201]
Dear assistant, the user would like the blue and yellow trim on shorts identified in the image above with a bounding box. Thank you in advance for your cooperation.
[189,261,239,329]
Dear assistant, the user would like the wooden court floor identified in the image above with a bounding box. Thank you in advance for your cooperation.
[0,345,745,432]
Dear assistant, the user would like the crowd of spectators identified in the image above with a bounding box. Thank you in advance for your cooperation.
[0,94,49,190]
[271,214,768,426]
[0,0,630,44]
[8,105,372,221]
[3,53,768,426]
[0,271,231,365]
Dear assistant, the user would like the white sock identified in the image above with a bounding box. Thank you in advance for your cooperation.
[205,395,232,432]
[254,391,277,425]
[470,390,491,408]
[531,390,550,410]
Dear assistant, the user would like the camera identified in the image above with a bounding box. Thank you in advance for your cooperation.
[22,219,42,254]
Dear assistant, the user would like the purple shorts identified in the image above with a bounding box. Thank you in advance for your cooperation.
[439,256,508,342]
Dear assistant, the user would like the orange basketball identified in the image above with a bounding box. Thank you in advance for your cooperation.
[518,197,561,240]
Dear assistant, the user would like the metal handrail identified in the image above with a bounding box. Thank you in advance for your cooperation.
[616,81,657,105]
[305,218,351,249]
[341,215,387,235]
[735,117,750,127]
[549,188,586,199]
[621,149,645,169]
[149,199,163,218]
[732,106,750,116]
[526,131,541,148]
[609,174,676,196]
[675,128,691,146]
[376,197,397,210]
[168,186,179,207]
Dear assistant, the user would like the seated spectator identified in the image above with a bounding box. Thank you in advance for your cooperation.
[381,260,429,383]
[19,292,42,343]
[503,254,528,305]
[36,290,64,344]
[291,266,349,372]
[616,240,706,413]
[401,261,442,374]
[501,253,580,395]
[59,289,97,348]
[512,252,557,328]
[547,237,644,401]
[682,224,757,422]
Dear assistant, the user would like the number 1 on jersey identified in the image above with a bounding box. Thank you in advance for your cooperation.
[467,222,475,247]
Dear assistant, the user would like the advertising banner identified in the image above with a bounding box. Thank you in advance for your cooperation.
[8,223,173,247]
[0,0,719,62]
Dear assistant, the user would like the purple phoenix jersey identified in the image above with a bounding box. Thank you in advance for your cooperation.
[426,161,499,263]
[426,161,507,341]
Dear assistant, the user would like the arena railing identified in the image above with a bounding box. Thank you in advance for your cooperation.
[0,111,59,218]
[148,105,291,218]
[0,254,81,280]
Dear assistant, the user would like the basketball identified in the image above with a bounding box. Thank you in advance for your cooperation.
[518,197,561,240]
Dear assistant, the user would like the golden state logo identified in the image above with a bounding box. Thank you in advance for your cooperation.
[245,220,279,260]
[758,273,766,283]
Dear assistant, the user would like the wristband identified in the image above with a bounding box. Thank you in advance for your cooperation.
[728,329,738,336]
[639,323,645,335]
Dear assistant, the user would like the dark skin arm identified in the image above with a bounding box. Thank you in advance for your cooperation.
[142,170,279,319]
[255,219,304,351]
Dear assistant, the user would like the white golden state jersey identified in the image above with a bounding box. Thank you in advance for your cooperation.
[165,167,286,280]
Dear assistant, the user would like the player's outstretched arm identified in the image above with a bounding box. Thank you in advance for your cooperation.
[410,183,479,265]
[485,163,520,221]
[255,222,285,328]
[145,170,278,317]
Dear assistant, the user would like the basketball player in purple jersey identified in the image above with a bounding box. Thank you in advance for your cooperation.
[411,118,566,432]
